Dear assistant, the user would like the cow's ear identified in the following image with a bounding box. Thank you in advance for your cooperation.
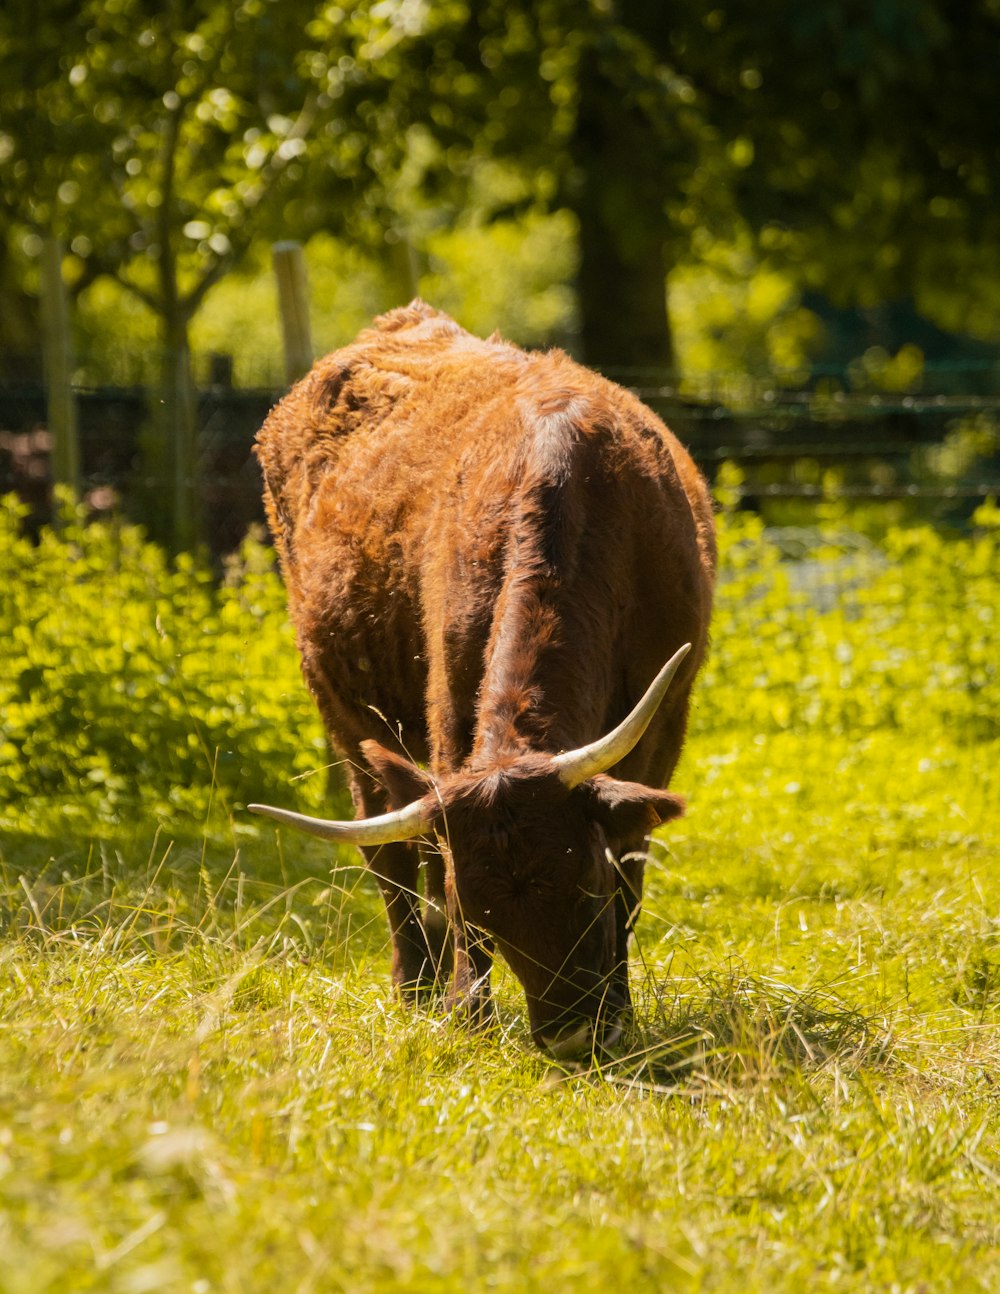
[360,740,435,809]
[583,775,685,844]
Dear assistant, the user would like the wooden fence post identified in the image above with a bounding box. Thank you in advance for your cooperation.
[40,235,81,496]
[272,241,313,385]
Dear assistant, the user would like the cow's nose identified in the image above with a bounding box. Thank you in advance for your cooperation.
[536,994,626,1059]
[539,1019,595,1060]
[538,1015,625,1059]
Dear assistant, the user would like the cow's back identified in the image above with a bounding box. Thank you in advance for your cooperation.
[422,347,715,781]
[255,303,532,757]
[255,302,714,777]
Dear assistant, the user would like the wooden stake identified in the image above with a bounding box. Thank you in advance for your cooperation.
[272,241,313,385]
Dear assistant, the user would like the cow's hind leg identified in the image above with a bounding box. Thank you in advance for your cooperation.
[420,845,454,986]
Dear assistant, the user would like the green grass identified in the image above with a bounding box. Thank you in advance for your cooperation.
[2,498,999,1291]
[3,731,998,1292]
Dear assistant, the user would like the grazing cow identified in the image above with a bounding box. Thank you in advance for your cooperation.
[251,301,715,1057]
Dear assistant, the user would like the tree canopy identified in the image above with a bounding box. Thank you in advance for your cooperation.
[4,0,998,362]
[1,0,997,542]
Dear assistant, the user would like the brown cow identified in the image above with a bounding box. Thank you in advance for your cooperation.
[251,301,715,1057]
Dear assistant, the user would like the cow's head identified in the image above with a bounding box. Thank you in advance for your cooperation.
[357,742,684,1055]
[250,645,690,1057]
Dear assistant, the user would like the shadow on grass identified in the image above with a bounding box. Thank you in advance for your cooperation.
[589,967,893,1092]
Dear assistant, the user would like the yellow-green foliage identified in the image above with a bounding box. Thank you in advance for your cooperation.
[0,493,327,824]
[418,209,579,346]
[1,490,996,826]
[698,495,998,741]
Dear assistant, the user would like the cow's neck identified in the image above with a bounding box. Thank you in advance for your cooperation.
[470,418,592,767]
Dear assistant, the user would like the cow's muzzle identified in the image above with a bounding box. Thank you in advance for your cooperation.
[533,986,626,1060]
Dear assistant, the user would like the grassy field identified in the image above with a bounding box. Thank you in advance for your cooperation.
[1,495,998,1292]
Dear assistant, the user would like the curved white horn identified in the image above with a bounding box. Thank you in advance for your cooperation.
[248,797,434,846]
[552,643,693,789]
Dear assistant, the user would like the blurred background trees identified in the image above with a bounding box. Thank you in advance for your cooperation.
[1,0,998,545]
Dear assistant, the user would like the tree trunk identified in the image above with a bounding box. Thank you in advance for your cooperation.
[140,304,198,551]
[569,45,676,375]
[40,236,81,497]
[152,96,200,552]
[161,315,199,552]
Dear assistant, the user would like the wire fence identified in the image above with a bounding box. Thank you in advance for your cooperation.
[2,373,998,552]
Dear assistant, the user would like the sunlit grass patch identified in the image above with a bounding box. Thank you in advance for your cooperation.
[3,814,1000,1291]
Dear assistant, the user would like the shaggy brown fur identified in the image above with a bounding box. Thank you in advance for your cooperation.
[256,301,715,1052]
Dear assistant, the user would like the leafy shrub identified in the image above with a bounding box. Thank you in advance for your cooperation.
[1,487,996,828]
[697,488,998,740]
[0,493,327,825]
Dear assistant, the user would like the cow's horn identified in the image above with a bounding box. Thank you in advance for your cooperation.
[552,643,693,788]
[248,797,434,845]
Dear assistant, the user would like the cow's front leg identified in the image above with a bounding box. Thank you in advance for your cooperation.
[448,913,495,1028]
[365,840,441,999]
[420,844,454,989]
